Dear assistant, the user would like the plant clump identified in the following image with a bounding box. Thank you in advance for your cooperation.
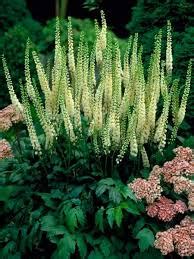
[129,146,194,257]
[2,12,192,164]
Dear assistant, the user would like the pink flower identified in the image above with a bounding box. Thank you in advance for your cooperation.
[174,146,193,162]
[0,139,13,159]
[154,230,174,255]
[188,188,194,211]
[171,176,191,194]
[0,105,23,132]
[147,203,158,217]
[129,177,162,204]
[146,197,187,222]
[129,178,149,200]
[155,216,194,257]
[174,200,188,214]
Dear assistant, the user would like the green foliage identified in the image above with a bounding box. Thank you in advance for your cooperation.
[0,0,30,35]
[136,228,155,252]
[0,19,43,108]
[0,129,163,258]
[39,17,127,56]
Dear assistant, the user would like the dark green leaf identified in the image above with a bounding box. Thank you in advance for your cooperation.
[106,208,115,228]
[76,234,87,258]
[99,237,112,257]
[95,207,104,232]
[125,200,140,215]
[109,187,122,204]
[136,228,155,252]
[132,218,145,236]
[114,206,123,227]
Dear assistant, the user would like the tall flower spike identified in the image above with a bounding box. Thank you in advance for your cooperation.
[31,82,56,149]
[166,20,173,78]
[60,97,76,142]
[2,56,23,113]
[68,17,75,74]
[123,36,132,89]
[136,47,146,141]
[130,126,138,157]
[81,42,91,119]
[20,82,41,154]
[141,146,150,168]
[171,79,180,124]
[171,60,192,142]
[100,10,107,50]
[95,20,103,65]
[112,40,122,109]
[32,50,51,115]
[177,59,192,125]
[52,17,63,118]
[25,39,36,99]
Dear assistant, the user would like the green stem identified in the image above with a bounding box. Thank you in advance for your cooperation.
[60,0,69,19]
[56,0,60,17]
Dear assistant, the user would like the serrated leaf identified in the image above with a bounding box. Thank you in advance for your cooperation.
[114,206,123,227]
[41,215,58,232]
[110,236,124,250]
[27,222,40,250]
[109,187,122,204]
[136,228,155,252]
[49,225,66,236]
[65,208,78,232]
[125,200,140,215]
[99,237,112,257]
[88,248,104,259]
[51,189,64,199]
[96,184,107,197]
[95,208,104,232]
[0,186,19,202]
[57,233,76,258]
[121,186,137,201]
[37,193,56,209]
[75,206,85,226]
[106,208,115,228]
[76,234,87,258]
[70,185,85,198]
[99,178,115,186]
[132,218,145,236]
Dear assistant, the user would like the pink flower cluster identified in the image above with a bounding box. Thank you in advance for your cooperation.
[0,105,23,132]
[129,166,162,204]
[155,216,194,257]
[147,196,187,221]
[129,147,194,213]
[0,139,13,159]
[188,185,194,211]
[161,147,193,194]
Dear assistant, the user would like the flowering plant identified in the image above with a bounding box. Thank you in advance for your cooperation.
[129,146,194,257]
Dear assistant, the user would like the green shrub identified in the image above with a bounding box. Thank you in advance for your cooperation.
[3,13,192,162]
[39,17,127,55]
[0,0,30,36]
[0,19,43,108]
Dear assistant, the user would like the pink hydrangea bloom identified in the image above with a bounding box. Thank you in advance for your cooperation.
[0,105,23,132]
[147,196,187,222]
[0,139,13,159]
[154,216,194,257]
[129,177,162,204]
